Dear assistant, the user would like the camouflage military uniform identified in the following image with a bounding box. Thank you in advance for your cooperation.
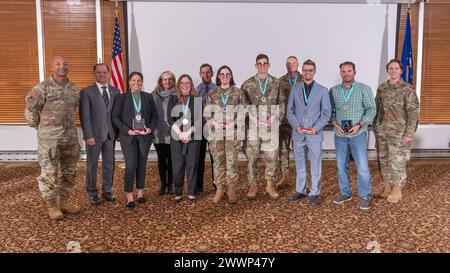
[204,86,248,186]
[25,76,80,200]
[241,74,286,182]
[278,72,303,172]
[374,79,419,187]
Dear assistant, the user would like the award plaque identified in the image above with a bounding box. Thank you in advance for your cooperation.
[341,120,353,133]
[302,117,313,131]
[132,115,145,135]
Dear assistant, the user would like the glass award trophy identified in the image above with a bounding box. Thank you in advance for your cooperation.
[341,120,353,133]
[301,117,313,133]
[132,114,145,135]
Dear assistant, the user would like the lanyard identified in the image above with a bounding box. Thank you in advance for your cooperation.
[258,76,269,97]
[221,93,229,108]
[302,82,312,104]
[132,93,141,113]
[340,82,356,103]
[288,74,298,88]
[181,96,190,116]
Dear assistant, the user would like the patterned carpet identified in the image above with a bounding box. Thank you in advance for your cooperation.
[0,160,449,253]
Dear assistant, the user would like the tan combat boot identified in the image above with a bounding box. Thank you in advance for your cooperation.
[275,171,289,189]
[45,199,64,220]
[266,180,280,199]
[213,184,225,203]
[247,181,258,200]
[227,183,237,204]
[374,183,392,198]
[59,195,81,214]
[387,185,402,203]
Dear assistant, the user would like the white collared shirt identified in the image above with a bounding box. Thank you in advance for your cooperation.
[96,82,110,101]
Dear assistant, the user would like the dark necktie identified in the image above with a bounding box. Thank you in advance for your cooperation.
[102,86,109,109]
[204,84,209,97]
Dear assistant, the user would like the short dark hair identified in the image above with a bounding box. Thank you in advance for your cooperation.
[129,71,143,81]
[339,61,356,71]
[199,63,213,74]
[215,65,236,87]
[302,59,316,70]
[386,59,403,72]
[256,54,269,63]
[93,63,110,72]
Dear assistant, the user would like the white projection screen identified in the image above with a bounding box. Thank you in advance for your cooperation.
[127,1,397,93]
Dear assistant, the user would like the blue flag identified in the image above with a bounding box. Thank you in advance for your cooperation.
[401,8,413,84]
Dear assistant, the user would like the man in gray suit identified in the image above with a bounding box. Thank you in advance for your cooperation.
[80,63,120,205]
[286,59,331,206]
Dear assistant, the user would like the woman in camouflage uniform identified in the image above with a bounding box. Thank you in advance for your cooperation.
[204,65,248,203]
[374,59,419,203]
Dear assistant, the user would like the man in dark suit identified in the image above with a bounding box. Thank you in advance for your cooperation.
[80,63,120,206]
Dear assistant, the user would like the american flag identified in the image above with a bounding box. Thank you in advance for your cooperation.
[111,15,125,93]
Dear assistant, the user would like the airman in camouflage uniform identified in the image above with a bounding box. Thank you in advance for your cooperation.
[204,65,247,204]
[276,56,303,189]
[241,54,287,200]
[374,59,419,203]
[25,56,81,220]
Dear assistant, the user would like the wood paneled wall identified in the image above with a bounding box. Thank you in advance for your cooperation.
[0,0,126,124]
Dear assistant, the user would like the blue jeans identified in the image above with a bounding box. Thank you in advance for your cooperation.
[334,132,372,199]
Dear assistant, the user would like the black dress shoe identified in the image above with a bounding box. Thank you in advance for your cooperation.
[137,196,147,204]
[89,196,101,206]
[102,192,116,202]
[310,195,320,206]
[126,201,136,209]
[158,190,165,196]
[288,192,308,201]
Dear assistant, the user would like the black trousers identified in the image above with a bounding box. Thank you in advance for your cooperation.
[121,136,150,193]
[170,139,201,197]
[197,137,214,192]
[154,143,173,192]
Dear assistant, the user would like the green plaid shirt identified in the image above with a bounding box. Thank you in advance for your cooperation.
[329,81,376,138]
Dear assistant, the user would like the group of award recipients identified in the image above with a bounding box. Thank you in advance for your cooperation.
[25,54,419,220]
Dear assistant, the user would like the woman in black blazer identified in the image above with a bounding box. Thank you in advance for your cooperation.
[112,71,158,208]
[168,74,202,202]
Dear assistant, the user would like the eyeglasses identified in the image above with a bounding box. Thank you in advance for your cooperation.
[256,62,269,67]
[219,73,232,77]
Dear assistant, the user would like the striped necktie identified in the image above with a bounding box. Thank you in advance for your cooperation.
[101,86,109,109]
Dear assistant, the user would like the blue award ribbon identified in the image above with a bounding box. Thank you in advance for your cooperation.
[132,93,141,113]
[302,83,312,104]
[181,96,190,116]
[258,76,269,97]
[340,82,356,103]
[221,92,229,111]
[288,74,298,88]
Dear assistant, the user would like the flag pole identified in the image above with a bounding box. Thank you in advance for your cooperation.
[115,0,119,18]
